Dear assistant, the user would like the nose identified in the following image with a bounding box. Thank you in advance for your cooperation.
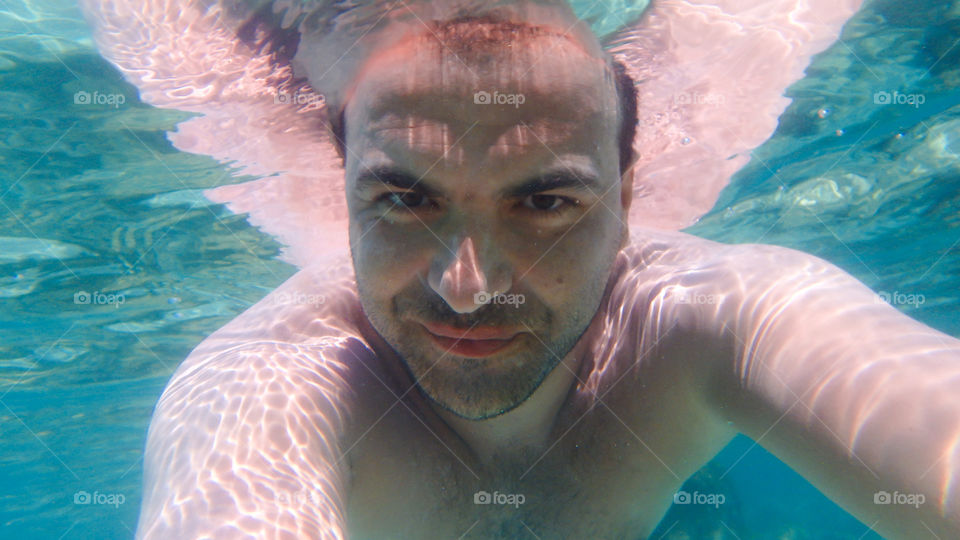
[428,236,512,314]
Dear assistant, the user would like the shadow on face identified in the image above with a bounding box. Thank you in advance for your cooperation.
[337,13,632,419]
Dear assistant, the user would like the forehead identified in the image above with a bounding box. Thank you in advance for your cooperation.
[342,22,619,169]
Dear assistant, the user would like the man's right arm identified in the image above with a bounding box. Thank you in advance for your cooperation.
[136,340,355,539]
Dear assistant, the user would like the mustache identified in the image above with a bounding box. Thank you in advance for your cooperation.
[396,290,542,329]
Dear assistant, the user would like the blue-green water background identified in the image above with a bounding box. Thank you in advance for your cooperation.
[0,0,957,538]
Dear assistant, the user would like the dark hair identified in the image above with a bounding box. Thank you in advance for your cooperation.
[328,22,638,177]
[611,58,638,176]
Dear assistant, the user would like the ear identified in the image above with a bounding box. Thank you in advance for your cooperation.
[619,159,636,249]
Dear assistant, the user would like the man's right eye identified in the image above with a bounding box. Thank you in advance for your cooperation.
[379,191,432,210]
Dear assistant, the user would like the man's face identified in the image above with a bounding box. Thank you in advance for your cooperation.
[342,22,629,420]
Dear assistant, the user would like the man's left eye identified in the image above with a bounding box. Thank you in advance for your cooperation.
[522,194,576,212]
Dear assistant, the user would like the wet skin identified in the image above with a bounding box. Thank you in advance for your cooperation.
[335,23,726,537]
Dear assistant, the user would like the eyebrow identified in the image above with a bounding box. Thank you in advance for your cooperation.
[354,166,442,198]
[353,164,602,199]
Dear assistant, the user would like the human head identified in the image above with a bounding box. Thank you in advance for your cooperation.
[335,12,637,420]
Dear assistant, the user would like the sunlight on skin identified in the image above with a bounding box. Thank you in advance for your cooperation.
[77,0,960,538]
[609,231,960,538]
[142,227,960,538]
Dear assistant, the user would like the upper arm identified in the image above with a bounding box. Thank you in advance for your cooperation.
[136,340,355,540]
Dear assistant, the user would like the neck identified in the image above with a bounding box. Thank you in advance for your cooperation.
[430,293,611,464]
[428,349,585,464]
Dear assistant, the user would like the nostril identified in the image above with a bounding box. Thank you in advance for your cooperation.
[423,237,497,314]
[439,237,487,298]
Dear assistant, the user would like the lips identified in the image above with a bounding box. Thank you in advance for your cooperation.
[420,321,520,340]
[419,320,522,358]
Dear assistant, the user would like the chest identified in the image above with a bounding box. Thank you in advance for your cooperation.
[344,392,704,539]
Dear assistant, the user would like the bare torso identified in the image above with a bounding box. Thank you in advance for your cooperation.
[179,231,737,539]
[339,236,737,539]
[344,360,733,539]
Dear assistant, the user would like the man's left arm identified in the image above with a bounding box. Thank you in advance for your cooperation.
[685,242,960,539]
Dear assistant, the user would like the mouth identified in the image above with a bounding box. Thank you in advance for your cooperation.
[419,320,523,358]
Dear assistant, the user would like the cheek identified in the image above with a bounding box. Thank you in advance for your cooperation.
[514,212,621,303]
[351,222,430,299]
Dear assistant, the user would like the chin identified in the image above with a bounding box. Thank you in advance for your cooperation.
[405,337,562,420]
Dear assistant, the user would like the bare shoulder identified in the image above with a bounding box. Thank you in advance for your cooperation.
[137,261,401,539]
[620,227,836,280]
[184,258,363,361]
[592,228,866,407]
[616,227,860,320]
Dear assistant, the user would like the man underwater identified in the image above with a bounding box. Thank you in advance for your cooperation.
[81,0,960,538]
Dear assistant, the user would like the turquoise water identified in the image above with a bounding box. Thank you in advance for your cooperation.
[0,0,957,538]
